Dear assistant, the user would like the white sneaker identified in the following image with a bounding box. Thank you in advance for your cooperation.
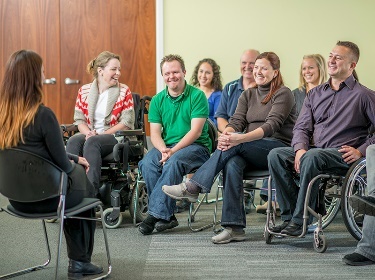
[211,227,246,244]
[162,183,199,202]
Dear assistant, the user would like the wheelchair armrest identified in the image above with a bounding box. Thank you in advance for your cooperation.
[61,124,78,133]
[112,142,129,162]
[115,129,144,137]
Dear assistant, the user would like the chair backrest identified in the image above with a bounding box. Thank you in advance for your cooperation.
[132,93,141,129]
[0,148,67,203]
[206,118,218,153]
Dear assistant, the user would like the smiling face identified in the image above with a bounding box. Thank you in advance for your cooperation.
[327,45,355,81]
[253,58,278,86]
[240,50,258,81]
[302,58,320,85]
[98,58,121,88]
[162,60,186,96]
[197,62,214,88]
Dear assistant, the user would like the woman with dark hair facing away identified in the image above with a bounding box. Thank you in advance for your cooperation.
[66,51,135,194]
[0,50,103,279]
[162,52,297,244]
[190,58,223,126]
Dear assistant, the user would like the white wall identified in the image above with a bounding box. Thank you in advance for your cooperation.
[162,0,375,91]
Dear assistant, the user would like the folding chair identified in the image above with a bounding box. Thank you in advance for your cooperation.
[0,148,111,279]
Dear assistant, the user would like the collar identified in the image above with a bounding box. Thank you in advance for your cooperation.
[165,81,187,102]
[323,74,356,91]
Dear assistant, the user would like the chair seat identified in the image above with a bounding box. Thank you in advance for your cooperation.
[4,198,102,219]
[243,168,270,180]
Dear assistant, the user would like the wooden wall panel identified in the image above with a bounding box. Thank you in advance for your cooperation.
[59,0,156,123]
[0,0,61,119]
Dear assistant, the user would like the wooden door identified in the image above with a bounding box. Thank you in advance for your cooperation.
[0,0,61,119]
[1,0,156,124]
[59,0,156,123]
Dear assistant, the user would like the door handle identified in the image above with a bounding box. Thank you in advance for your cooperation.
[65,77,80,85]
[43,77,56,84]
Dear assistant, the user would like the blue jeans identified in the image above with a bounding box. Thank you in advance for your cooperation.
[355,145,375,261]
[139,144,210,220]
[190,138,288,228]
[66,133,118,190]
[268,147,349,225]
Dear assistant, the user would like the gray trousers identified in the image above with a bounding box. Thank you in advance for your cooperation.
[66,133,118,190]
[355,144,375,261]
[268,147,349,225]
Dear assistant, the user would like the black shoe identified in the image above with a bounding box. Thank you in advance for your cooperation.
[281,221,303,236]
[155,215,179,232]
[138,214,160,235]
[349,195,375,216]
[68,259,103,279]
[271,220,290,233]
[342,252,375,266]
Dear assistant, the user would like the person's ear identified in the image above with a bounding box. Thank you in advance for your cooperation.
[273,70,279,79]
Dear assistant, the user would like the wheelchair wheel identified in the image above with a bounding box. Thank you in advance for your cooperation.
[103,208,123,229]
[129,181,148,223]
[313,229,327,253]
[341,158,367,241]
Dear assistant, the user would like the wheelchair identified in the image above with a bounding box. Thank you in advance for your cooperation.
[61,93,152,229]
[263,157,367,253]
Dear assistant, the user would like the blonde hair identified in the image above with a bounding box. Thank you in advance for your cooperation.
[86,51,121,80]
[298,54,328,90]
[0,50,43,149]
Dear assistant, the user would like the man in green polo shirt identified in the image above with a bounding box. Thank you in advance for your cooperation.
[138,54,211,235]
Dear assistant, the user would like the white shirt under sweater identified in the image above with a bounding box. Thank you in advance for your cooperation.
[93,90,109,133]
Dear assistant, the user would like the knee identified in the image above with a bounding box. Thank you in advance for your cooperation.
[224,157,246,174]
[268,147,287,165]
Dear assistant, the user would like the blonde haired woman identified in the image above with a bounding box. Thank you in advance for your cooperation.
[292,54,328,115]
[66,51,135,193]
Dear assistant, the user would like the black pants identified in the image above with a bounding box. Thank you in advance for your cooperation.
[10,164,96,262]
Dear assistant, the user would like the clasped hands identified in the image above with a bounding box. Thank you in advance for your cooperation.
[217,131,242,151]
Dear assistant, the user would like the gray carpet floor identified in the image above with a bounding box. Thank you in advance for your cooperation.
[1,191,373,280]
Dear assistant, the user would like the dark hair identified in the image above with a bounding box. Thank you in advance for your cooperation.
[86,51,121,80]
[190,58,223,91]
[0,50,43,148]
[255,52,284,104]
[337,41,360,63]
[160,54,185,74]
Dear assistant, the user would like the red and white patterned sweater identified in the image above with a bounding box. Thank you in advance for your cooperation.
[73,81,135,130]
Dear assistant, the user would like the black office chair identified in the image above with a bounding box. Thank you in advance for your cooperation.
[0,148,111,280]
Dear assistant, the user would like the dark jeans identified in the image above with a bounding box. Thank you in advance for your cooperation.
[10,164,96,262]
[190,138,288,228]
[66,133,118,190]
[139,144,210,220]
[268,147,349,225]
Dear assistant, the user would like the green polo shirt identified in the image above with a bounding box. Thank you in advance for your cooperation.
[148,83,211,151]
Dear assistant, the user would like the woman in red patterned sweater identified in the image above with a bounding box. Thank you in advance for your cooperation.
[66,51,135,193]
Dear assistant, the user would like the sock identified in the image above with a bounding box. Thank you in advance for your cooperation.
[185,181,201,194]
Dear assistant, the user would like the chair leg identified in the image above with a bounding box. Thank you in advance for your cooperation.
[97,204,112,279]
[0,220,51,279]
[188,194,214,232]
